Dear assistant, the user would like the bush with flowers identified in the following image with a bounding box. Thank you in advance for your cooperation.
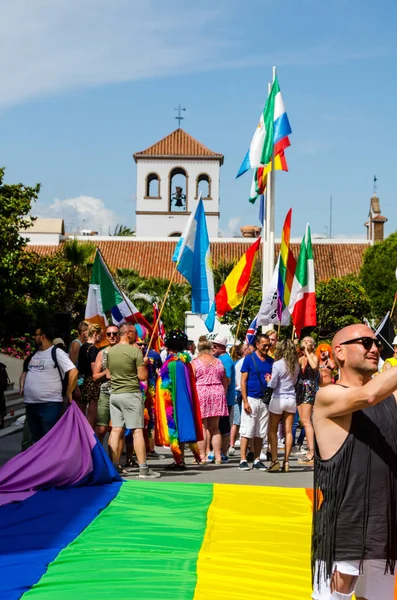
[0,334,34,360]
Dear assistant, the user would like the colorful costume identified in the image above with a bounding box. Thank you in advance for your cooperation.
[155,352,203,462]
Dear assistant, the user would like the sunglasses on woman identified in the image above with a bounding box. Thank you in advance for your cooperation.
[340,337,383,351]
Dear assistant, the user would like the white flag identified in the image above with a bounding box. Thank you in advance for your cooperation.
[257,257,290,326]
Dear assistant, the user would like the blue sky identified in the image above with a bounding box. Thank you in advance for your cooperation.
[1,0,396,238]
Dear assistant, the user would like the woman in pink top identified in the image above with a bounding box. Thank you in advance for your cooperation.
[192,339,228,464]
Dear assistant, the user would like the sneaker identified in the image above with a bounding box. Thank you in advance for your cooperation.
[247,451,255,462]
[277,440,285,448]
[234,439,241,448]
[138,468,161,479]
[228,446,236,456]
[220,453,229,463]
[206,452,215,464]
[238,460,250,471]
[252,460,267,471]
[259,451,267,462]
[291,445,306,456]
[147,451,166,460]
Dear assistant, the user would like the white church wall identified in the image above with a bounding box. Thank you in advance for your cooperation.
[136,214,218,237]
[184,312,234,347]
[136,158,220,237]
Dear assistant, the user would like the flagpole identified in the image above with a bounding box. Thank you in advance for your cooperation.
[145,263,178,356]
[97,248,138,324]
[262,67,277,309]
[234,293,248,347]
[269,66,277,298]
[391,293,397,319]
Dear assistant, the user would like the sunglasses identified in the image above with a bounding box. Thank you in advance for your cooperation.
[106,332,118,337]
[340,337,383,351]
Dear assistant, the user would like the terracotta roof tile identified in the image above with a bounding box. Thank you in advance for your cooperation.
[133,129,224,164]
[26,240,369,283]
[371,215,388,223]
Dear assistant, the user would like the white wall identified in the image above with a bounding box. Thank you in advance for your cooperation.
[136,158,220,237]
[184,312,234,346]
[20,232,62,245]
[136,214,218,238]
[0,354,23,386]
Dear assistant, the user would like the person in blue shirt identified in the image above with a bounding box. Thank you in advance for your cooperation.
[211,336,235,462]
[239,333,274,471]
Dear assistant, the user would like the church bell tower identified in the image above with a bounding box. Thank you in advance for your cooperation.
[133,128,223,238]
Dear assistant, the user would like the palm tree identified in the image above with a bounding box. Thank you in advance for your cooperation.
[110,224,135,236]
[59,239,96,313]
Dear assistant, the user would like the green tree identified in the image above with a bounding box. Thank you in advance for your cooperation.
[214,261,263,340]
[0,167,40,337]
[59,240,96,314]
[110,224,135,236]
[314,275,372,340]
[360,231,397,320]
[117,269,191,330]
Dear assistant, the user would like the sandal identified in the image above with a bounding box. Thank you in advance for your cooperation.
[125,458,139,468]
[298,454,314,466]
[165,461,187,471]
[267,459,280,473]
[116,465,129,475]
[282,461,289,473]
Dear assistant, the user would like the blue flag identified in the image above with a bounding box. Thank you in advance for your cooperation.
[172,198,215,331]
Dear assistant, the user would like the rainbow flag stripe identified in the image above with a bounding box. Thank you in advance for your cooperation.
[2,482,314,600]
[277,208,296,320]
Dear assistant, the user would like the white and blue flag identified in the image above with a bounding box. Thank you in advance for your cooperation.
[172,197,215,332]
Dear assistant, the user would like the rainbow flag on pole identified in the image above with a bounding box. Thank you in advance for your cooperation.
[249,151,288,204]
[215,237,261,317]
[277,209,297,320]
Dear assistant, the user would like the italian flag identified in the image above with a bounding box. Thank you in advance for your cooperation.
[85,250,152,332]
[288,224,316,337]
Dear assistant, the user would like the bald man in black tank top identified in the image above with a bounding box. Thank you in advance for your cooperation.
[312,324,397,600]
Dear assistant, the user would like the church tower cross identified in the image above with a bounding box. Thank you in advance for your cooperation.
[174,104,186,128]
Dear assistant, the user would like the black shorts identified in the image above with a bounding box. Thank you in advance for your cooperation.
[219,405,232,436]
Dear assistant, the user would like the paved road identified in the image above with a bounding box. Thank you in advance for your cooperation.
[0,430,314,488]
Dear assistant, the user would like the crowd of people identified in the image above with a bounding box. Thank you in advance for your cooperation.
[13,317,397,597]
[18,319,346,477]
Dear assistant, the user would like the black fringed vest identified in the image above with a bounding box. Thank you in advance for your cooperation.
[312,393,397,581]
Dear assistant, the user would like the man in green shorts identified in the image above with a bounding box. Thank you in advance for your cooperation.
[108,323,160,479]
[93,324,120,445]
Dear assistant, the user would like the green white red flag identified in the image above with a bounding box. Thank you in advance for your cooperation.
[288,224,316,337]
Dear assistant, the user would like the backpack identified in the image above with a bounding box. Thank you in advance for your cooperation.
[0,362,10,392]
[24,347,68,396]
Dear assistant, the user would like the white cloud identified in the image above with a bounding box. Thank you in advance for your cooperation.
[0,1,235,107]
[35,195,120,234]
[0,1,391,108]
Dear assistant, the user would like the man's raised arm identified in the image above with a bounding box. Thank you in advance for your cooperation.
[316,366,397,418]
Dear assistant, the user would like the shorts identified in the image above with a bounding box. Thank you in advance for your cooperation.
[240,396,269,439]
[97,392,110,427]
[233,400,241,426]
[110,392,144,430]
[219,405,233,436]
[269,396,296,415]
[312,559,396,599]
[81,376,100,405]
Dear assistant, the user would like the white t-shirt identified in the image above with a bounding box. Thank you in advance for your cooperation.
[235,357,244,391]
[24,346,75,404]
